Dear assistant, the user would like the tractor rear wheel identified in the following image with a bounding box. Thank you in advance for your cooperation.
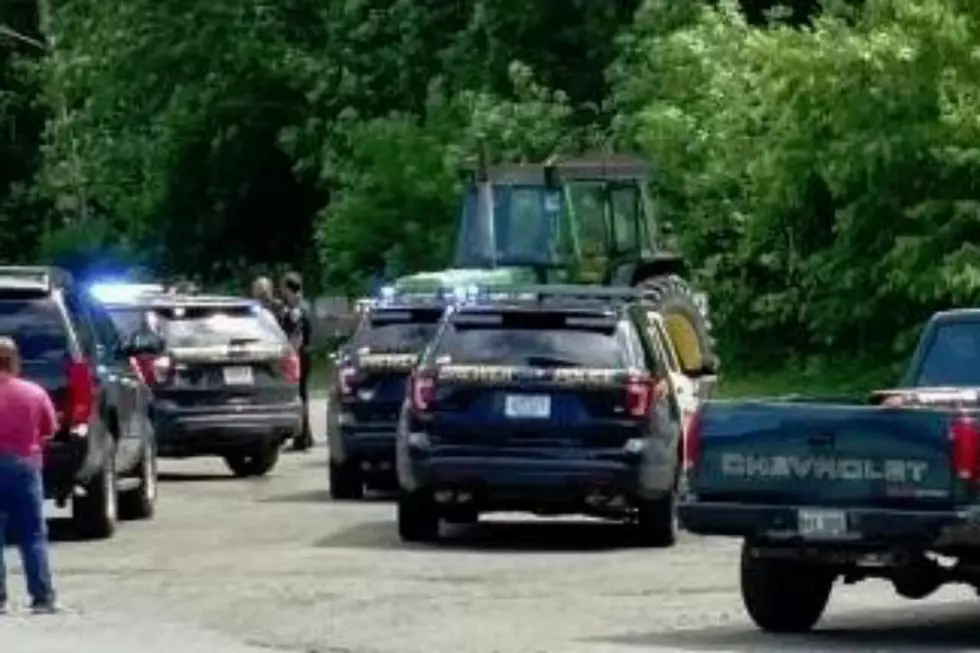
[635,274,716,375]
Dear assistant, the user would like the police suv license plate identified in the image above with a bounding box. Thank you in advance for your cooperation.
[223,366,254,386]
[504,394,551,419]
[797,508,849,539]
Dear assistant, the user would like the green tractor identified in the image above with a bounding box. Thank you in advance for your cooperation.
[392,154,716,377]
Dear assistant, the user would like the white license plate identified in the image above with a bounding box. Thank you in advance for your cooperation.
[504,394,551,419]
[797,509,849,539]
[223,366,254,386]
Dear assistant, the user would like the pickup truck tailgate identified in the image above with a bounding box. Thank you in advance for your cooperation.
[691,401,957,508]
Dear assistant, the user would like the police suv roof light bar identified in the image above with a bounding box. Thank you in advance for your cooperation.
[461,284,650,307]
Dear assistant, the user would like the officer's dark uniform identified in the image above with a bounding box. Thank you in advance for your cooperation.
[278,299,313,450]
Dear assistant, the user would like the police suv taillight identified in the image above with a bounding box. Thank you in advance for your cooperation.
[338,365,358,396]
[410,373,436,412]
[625,374,657,417]
[951,414,980,481]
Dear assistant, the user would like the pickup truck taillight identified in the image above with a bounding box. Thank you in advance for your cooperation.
[410,373,435,412]
[684,409,703,471]
[951,415,980,481]
[64,360,94,428]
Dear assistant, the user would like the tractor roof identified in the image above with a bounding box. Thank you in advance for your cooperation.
[462,154,654,186]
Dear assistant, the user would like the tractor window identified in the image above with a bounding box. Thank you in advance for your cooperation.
[610,185,641,253]
[454,185,560,268]
[567,183,608,282]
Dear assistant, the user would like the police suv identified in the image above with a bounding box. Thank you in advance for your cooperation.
[395,285,707,546]
[327,288,450,499]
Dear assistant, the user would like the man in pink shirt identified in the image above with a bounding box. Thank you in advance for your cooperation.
[0,336,57,614]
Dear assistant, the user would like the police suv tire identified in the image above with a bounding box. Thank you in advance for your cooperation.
[119,438,158,521]
[225,443,280,478]
[740,541,834,633]
[73,444,118,540]
[329,460,364,500]
[634,492,676,547]
[398,490,440,543]
[635,274,716,373]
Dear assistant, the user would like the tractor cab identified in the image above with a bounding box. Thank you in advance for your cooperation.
[394,154,715,379]
[452,155,678,286]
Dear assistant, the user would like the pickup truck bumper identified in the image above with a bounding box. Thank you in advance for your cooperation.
[679,501,980,547]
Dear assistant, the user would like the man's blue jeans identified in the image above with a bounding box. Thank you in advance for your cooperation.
[0,454,54,605]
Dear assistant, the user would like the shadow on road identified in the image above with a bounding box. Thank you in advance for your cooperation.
[597,601,980,651]
[262,489,395,504]
[157,471,237,483]
[47,517,83,543]
[316,518,658,553]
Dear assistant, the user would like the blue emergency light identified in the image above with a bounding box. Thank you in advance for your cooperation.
[89,281,165,304]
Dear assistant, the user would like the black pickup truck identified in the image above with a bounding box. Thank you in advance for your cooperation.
[680,308,980,633]
[0,267,160,539]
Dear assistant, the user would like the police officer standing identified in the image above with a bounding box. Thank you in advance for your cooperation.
[279,273,313,451]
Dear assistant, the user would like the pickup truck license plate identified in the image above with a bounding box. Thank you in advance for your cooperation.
[797,509,848,539]
[504,394,551,419]
[223,366,254,386]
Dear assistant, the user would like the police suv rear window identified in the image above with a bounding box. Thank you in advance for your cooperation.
[355,308,442,353]
[434,310,627,368]
[0,298,69,373]
[155,305,285,348]
[106,307,146,337]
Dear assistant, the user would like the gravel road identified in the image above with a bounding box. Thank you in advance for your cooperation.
[5,398,980,652]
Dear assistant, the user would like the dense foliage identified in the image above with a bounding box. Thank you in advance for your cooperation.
[2,0,979,381]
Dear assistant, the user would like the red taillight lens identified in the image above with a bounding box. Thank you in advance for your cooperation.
[65,360,94,427]
[338,366,357,396]
[684,409,703,471]
[625,375,658,418]
[951,415,980,481]
[411,374,435,412]
[132,354,172,386]
[281,352,301,383]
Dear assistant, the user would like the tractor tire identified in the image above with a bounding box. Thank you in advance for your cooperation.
[634,274,716,376]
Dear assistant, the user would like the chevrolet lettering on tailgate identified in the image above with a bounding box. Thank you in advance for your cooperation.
[721,453,929,483]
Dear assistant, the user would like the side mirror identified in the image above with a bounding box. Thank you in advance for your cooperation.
[120,332,165,357]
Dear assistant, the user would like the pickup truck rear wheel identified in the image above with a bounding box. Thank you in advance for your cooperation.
[119,438,158,520]
[398,489,440,543]
[634,492,677,547]
[72,444,118,540]
[740,542,834,633]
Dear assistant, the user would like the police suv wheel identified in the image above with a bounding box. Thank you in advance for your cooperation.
[225,443,280,478]
[73,445,118,540]
[634,492,677,547]
[740,541,834,633]
[329,460,364,500]
[398,490,440,543]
